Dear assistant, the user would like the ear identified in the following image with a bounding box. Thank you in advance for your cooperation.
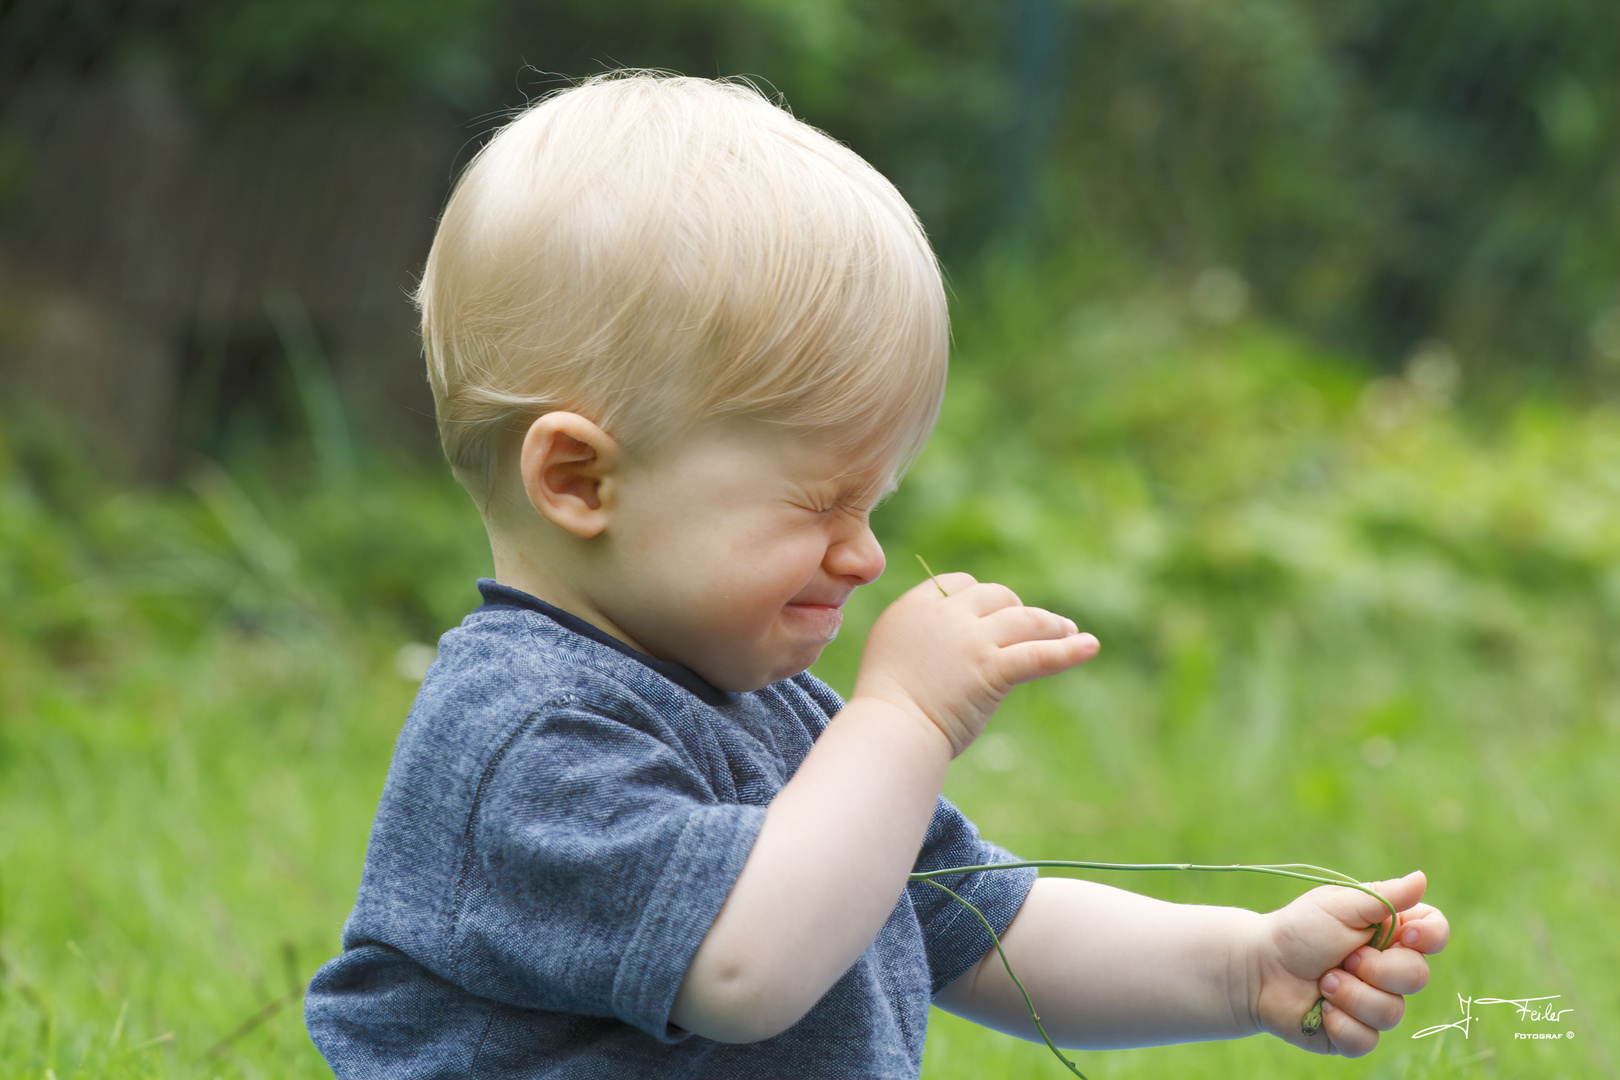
[518,412,620,538]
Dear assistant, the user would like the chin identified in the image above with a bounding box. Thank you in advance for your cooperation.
[700,661,775,694]
[766,653,823,687]
[715,657,820,693]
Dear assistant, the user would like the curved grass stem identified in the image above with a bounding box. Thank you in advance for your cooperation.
[919,879,1085,1079]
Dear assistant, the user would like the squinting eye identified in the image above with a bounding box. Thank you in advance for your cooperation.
[804,494,876,517]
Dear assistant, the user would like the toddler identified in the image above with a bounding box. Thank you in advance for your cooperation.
[305,72,1447,1078]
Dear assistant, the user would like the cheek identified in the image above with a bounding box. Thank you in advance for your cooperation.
[769,534,838,587]
[703,545,825,629]
[722,519,828,581]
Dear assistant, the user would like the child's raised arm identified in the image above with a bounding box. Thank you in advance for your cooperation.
[669,573,1099,1043]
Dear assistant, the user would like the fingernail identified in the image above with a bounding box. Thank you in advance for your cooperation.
[1403,927,1420,945]
[1343,952,1361,973]
[1321,1000,1334,1013]
[1322,973,1340,994]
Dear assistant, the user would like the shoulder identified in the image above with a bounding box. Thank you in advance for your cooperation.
[349,606,740,939]
[782,669,845,720]
[424,602,692,730]
[401,604,848,801]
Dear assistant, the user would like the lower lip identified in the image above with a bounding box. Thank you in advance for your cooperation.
[784,604,844,641]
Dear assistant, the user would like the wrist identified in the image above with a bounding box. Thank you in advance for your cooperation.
[1233,908,1274,1039]
[845,689,958,761]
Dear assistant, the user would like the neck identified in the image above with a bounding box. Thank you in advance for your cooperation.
[487,525,650,657]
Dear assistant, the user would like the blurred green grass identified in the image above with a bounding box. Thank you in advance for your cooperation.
[3,287,1618,1078]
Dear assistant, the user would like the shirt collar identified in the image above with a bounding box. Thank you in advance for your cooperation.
[475,578,736,706]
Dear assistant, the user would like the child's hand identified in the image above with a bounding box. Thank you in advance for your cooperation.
[1251,871,1449,1057]
[851,572,1099,755]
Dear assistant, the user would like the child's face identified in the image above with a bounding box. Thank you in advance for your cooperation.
[592,423,894,692]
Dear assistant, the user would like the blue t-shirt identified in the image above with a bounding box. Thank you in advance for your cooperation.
[306,580,1035,1079]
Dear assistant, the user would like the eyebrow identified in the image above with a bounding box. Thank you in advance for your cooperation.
[843,474,899,509]
[805,445,903,503]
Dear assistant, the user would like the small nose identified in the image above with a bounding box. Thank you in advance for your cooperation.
[827,519,885,586]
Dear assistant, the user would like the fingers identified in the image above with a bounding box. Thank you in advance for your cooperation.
[1313,995,1381,1058]
[951,579,1025,615]
[1341,943,1430,995]
[982,603,1079,646]
[1390,904,1450,955]
[1316,966,1405,1057]
[977,601,1097,683]
[915,574,1097,665]
[998,629,1101,686]
[914,574,1035,619]
[885,570,1097,723]
[1264,875,1446,1060]
[1313,924,1439,1057]
[925,576,1079,639]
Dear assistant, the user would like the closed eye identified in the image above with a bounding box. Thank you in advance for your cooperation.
[795,479,894,517]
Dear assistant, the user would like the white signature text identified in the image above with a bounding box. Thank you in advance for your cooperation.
[1412,994,1574,1039]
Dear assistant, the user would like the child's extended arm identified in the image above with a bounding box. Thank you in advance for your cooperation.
[934,869,1449,1057]
[669,573,1099,1043]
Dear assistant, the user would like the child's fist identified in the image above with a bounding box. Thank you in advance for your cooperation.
[1253,871,1449,1057]
[851,572,1099,755]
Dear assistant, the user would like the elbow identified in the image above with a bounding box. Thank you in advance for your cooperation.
[686,1008,803,1046]
[670,959,815,1044]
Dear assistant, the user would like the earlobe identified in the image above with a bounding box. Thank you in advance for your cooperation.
[519,412,620,538]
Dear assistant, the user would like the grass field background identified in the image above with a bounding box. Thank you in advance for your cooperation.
[4,281,1618,1078]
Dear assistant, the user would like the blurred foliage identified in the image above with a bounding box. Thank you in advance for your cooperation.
[820,266,1620,694]
[3,0,1615,379]
[9,259,1620,736]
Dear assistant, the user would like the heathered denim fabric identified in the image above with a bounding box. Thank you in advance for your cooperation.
[306,580,1036,1079]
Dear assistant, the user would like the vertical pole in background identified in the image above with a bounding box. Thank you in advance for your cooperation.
[1006,0,1072,246]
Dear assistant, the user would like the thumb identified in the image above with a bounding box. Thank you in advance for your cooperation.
[1335,871,1426,944]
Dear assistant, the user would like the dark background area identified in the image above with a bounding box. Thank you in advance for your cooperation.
[1,0,1615,482]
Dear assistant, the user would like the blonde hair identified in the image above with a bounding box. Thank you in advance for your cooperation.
[417,71,948,500]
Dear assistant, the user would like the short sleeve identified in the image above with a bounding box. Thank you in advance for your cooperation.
[445,697,766,1043]
[907,798,1037,995]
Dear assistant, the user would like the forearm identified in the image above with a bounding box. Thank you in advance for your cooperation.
[937,876,1264,1049]
[670,696,953,1041]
